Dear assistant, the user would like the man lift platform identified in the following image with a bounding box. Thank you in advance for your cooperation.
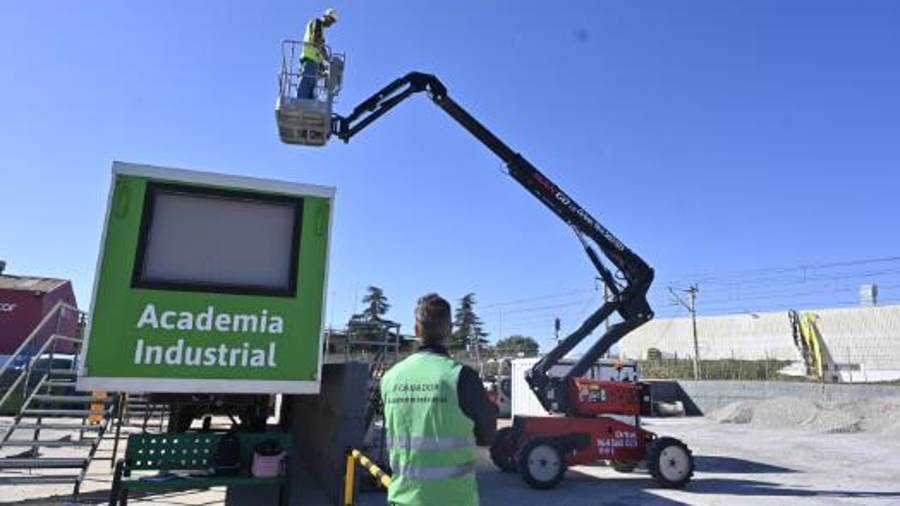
[275,9,344,146]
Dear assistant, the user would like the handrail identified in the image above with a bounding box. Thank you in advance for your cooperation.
[0,300,80,380]
[0,333,82,411]
[278,39,340,102]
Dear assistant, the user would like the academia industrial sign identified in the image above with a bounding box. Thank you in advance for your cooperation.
[132,305,282,368]
[77,162,334,394]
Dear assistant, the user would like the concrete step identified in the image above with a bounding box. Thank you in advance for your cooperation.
[1,439,95,447]
[44,380,77,388]
[22,409,108,417]
[126,410,165,416]
[0,457,86,469]
[13,423,103,431]
[0,475,81,485]
[33,394,113,404]
[48,369,77,376]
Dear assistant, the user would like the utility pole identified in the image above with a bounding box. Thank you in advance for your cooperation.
[554,317,561,344]
[467,319,484,376]
[670,284,701,380]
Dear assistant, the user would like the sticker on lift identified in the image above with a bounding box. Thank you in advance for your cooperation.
[597,430,639,456]
[578,383,607,404]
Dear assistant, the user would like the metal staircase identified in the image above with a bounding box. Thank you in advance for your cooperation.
[0,302,115,495]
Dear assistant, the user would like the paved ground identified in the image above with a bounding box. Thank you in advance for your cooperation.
[467,417,900,506]
[3,417,900,505]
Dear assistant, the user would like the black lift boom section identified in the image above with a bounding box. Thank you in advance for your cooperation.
[332,72,655,414]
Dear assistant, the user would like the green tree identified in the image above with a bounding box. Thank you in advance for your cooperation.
[347,286,395,348]
[360,285,390,321]
[452,293,488,351]
[495,335,540,357]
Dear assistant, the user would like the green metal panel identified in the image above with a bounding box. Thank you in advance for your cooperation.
[78,163,333,394]
[124,431,294,471]
[125,433,219,470]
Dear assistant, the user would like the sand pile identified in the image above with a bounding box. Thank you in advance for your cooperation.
[836,397,900,435]
[707,396,900,434]
[708,399,758,424]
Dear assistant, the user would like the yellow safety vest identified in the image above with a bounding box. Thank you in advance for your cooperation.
[381,352,478,506]
[302,19,325,64]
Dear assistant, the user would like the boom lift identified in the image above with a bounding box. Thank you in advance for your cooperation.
[283,71,694,489]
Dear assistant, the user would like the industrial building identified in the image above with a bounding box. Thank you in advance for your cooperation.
[618,303,900,382]
[0,263,80,364]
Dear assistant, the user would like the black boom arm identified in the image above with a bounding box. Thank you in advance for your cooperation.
[332,72,654,414]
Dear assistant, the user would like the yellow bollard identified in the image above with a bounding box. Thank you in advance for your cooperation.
[351,449,392,488]
[343,451,356,506]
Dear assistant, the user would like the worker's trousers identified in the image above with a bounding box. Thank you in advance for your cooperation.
[297,58,319,99]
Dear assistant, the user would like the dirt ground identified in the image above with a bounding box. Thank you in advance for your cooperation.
[3,416,900,505]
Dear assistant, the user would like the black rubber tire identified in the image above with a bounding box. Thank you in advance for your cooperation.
[490,427,517,473]
[517,438,567,490]
[610,460,638,473]
[647,437,694,488]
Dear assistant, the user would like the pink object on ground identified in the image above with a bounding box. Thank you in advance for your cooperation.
[251,451,285,477]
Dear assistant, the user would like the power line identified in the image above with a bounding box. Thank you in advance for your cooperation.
[661,255,900,286]
[478,288,592,309]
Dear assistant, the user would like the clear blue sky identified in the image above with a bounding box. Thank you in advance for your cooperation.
[2,1,899,350]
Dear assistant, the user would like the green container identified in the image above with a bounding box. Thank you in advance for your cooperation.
[77,162,334,394]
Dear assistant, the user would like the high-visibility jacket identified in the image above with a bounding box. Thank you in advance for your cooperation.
[302,18,326,64]
[381,352,478,506]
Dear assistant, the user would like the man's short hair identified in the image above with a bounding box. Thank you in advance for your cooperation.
[416,293,452,345]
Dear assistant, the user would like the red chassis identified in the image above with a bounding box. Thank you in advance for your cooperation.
[490,379,694,489]
[513,413,652,466]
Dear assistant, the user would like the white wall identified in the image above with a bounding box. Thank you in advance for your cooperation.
[618,303,900,383]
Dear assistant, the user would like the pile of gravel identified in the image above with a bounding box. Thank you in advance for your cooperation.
[750,397,821,430]
[836,397,900,435]
[705,396,900,434]
[708,400,758,424]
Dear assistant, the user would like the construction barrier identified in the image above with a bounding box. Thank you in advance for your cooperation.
[343,448,391,506]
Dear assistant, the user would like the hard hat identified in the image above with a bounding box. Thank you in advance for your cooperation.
[324,8,338,22]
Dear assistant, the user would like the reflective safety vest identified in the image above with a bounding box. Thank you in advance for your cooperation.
[381,352,478,506]
[302,19,325,64]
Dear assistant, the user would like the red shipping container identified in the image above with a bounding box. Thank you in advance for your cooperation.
[0,273,79,362]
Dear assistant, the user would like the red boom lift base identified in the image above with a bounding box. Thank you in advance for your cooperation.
[491,379,694,490]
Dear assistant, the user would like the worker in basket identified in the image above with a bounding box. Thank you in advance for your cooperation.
[381,294,497,506]
[298,8,338,100]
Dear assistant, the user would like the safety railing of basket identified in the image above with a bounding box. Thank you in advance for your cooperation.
[279,39,343,102]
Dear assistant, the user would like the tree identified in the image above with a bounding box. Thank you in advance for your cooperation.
[347,286,395,349]
[452,293,488,351]
[495,335,540,357]
[360,285,390,321]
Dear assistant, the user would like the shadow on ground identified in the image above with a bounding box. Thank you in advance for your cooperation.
[694,455,797,474]
[687,478,900,499]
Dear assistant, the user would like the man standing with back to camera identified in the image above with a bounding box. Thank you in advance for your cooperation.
[381,293,497,506]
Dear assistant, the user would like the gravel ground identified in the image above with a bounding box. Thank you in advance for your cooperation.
[3,416,900,505]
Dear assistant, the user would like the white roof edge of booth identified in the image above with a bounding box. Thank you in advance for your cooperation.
[112,161,337,199]
[76,376,322,395]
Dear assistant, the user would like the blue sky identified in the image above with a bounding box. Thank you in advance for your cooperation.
[2,1,899,350]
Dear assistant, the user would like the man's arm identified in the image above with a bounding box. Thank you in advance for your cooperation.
[457,366,497,446]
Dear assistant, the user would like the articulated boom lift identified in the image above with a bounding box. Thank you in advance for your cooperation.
[293,71,694,489]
